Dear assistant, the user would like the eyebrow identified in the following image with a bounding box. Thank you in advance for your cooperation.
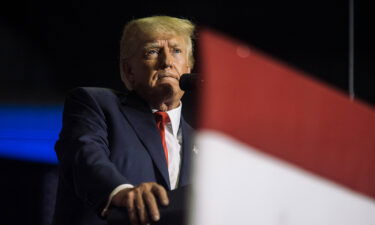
[143,42,181,49]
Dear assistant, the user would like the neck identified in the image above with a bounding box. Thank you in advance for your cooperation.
[136,91,182,111]
[150,98,180,111]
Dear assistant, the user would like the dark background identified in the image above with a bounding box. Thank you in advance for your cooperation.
[0,1,374,224]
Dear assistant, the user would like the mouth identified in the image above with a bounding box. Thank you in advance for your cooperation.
[158,73,179,81]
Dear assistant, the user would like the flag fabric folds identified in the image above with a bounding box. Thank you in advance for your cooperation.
[189,29,375,225]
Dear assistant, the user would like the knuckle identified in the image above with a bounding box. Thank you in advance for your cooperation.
[127,189,135,197]
[127,207,136,214]
[125,197,134,207]
[136,205,143,211]
[151,182,160,188]
[142,191,151,200]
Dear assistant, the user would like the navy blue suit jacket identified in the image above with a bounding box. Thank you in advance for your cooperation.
[52,87,194,225]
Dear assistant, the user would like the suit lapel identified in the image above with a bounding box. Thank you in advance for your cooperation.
[178,117,194,187]
[119,92,171,189]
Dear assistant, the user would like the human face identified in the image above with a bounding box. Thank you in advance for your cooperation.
[125,34,191,105]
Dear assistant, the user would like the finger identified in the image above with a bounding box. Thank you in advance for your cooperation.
[135,189,149,225]
[125,191,139,225]
[143,191,160,221]
[152,184,169,206]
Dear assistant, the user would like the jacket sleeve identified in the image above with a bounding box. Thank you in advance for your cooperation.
[55,87,129,215]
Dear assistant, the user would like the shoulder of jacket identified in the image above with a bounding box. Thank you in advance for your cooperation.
[68,87,125,100]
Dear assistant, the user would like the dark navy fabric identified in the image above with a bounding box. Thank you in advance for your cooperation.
[52,87,194,225]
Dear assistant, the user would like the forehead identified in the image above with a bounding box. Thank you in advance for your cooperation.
[137,34,187,48]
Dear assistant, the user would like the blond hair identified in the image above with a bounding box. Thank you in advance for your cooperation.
[119,15,195,90]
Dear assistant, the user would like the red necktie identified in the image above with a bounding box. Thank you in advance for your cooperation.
[154,111,170,166]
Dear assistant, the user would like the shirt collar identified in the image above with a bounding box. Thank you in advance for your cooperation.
[152,102,182,137]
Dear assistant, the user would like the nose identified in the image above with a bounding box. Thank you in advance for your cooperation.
[159,49,173,69]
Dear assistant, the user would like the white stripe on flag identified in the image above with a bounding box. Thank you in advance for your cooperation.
[189,131,375,225]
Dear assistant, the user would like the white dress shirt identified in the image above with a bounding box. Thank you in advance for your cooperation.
[152,103,182,190]
[101,103,183,216]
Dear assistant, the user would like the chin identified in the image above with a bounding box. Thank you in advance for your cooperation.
[158,83,183,101]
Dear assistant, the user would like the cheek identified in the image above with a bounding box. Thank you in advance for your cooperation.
[135,62,156,76]
[176,57,190,71]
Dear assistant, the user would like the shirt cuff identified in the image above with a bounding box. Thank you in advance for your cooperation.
[101,184,134,217]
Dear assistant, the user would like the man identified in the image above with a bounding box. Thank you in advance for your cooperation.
[52,16,195,225]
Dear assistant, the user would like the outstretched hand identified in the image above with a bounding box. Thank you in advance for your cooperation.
[112,182,169,225]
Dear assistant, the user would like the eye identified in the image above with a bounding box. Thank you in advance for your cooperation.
[145,49,159,57]
[173,48,182,54]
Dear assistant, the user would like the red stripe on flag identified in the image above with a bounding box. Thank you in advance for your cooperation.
[198,29,375,199]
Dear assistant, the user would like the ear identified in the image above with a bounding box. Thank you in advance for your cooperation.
[121,60,135,84]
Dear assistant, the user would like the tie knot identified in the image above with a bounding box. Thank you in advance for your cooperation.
[154,111,170,125]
